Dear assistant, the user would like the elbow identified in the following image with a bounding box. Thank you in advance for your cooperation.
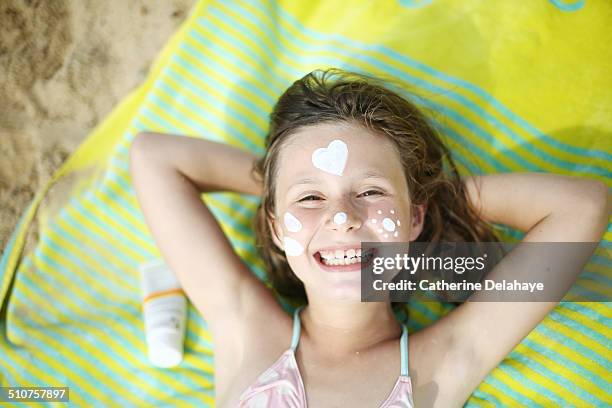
[580,179,611,214]
[130,132,160,169]
[130,132,153,158]
[575,179,611,240]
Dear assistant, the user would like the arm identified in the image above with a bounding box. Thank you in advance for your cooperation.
[129,132,285,362]
[411,172,611,407]
[131,132,262,196]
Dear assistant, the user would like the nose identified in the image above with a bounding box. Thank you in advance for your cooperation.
[325,203,363,232]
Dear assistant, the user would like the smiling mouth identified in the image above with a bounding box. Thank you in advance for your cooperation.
[313,249,377,270]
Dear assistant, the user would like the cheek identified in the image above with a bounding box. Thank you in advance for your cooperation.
[366,203,405,241]
[281,209,320,256]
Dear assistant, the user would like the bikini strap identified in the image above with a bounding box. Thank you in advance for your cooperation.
[290,306,304,351]
[400,324,409,376]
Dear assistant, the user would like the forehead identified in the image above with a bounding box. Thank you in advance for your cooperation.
[276,121,404,189]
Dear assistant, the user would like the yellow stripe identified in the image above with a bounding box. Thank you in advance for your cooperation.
[489,360,557,406]
[167,59,268,132]
[85,189,158,255]
[528,330,609,387]
[270,1,609,172]
[554,306,609,339]
[475,377,527,407]
[160,73,263,149]
[0,342,97,406]
[541,317,609,357]
[514,341,605,403]
[33,241,204,401]
[64,203,150,262]
[9,296,141,405]
[54,215,139,274]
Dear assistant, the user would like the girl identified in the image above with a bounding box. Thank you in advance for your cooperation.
[129,68,610,407]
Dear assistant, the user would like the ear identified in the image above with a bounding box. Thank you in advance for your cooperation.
[268,215,284,251]
[408,203,427,241]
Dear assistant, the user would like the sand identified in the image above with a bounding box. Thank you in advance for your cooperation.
[0,0,194,256]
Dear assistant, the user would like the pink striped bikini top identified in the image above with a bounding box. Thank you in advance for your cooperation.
[238,306,414,407]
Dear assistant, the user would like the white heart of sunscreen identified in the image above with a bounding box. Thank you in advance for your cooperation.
[311,139,348,176]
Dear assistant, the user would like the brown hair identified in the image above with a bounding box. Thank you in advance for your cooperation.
[251,68,497,304]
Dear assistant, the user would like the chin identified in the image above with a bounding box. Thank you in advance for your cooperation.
[321,284,363,303]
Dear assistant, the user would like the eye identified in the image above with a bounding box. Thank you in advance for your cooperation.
[359,190,383,197]
[298,195,322,202]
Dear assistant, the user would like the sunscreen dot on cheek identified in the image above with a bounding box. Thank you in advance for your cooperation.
[283,237,304,256]
[382,218,396,232]
[333,212,347,225]
[283,212,302,232]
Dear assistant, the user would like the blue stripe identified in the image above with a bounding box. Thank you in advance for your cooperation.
[180,38,276,107]
[591,254,612,267]
[506,346,605,406]
[549,0,585,12]
[559,302,611,327]
[63,197,150,264]
[482,374,542,408]
[535,323,611,372]
[215,2,611,177]
[22,254,209,400]
[14,261,159,405]
[148,81,262,153]
[497,360,566,406]
[568,284,609,302]
[45,223,136,294]
[139,106,185,135]
[466,387,506,408]
[63,194,215,348]
[162,67,268,138]
[549,309,611,347]
[170,52,272,124]
[432,121,513,172]
[71,196,153,259]
[522,338,611,395]
[249,0,611,162]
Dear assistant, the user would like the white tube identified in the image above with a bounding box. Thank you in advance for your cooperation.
[139,260,187,368]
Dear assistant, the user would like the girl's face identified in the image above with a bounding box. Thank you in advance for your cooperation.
[271,122,425,302]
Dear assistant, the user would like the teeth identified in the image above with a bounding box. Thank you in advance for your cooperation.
[320,248,362,259]
[319,250,373,266]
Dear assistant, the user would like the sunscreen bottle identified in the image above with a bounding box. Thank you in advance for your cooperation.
[139,260,187,368]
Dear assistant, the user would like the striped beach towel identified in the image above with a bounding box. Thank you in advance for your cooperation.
[1,0,610,406]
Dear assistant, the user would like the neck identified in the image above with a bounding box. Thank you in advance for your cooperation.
[300,298,401,358]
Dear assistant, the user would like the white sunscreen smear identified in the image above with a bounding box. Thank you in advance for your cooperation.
[333,212,347,224]
[140,260,187,368]
[284,212,302,232]
[283,236,304,256]
[382,218,396,232]
[311,139,348,176]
